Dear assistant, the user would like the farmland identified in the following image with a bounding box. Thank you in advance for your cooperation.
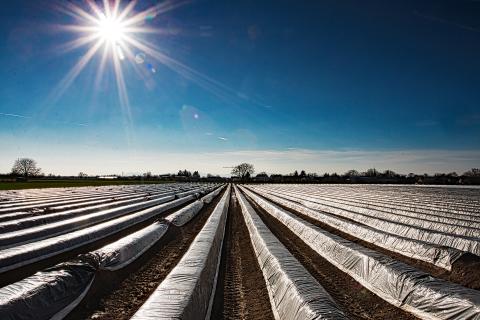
[0,179,174,191]
[0,183,479,320]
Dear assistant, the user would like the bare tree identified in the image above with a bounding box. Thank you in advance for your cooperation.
[344,169,359,177]
[463,168,480,177]
[231,163,254,180]
[143,171,152,179]
[78,172,88,178]
[383,169,396,177]
[12,158,41,178]
[364,168,379,177]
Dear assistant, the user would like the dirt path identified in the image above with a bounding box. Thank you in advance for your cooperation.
[66,189,226,320]
[211,191,275,320]
[247,196,418,320]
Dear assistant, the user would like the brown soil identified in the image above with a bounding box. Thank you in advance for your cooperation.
[251,189,480,290]
[246,194,418,320]
[210,191,275,320]
[66,189,226,320]
[449,253,480,290]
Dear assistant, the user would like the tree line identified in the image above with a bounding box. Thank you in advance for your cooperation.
[2,158,480,185]
[242,166,480,185]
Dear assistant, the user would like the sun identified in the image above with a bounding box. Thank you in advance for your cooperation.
[53,0,171,107]
[53,0,258,133]
[96,15,125,45]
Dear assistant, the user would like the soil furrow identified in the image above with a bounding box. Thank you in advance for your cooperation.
[211,191,274,320]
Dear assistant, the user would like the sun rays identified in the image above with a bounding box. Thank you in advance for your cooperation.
[52,0,178,102]
[48,0,267,145]
[48,0,190,145]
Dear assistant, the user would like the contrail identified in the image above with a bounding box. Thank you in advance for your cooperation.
[0,112,29,119]
[413,10,480,34]
[0,112,89,127]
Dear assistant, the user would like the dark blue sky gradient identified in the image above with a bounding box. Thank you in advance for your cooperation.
[0,0,479,174]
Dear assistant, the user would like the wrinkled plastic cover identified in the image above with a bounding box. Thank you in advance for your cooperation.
[163,184,225,227]
[46,189,171,213]
[0,184,186,215]
[0,185,221,319]
[0,184,212,249]
[265,187,480,238]
[0,190,130,214]
[0,188,182,233]
[247,186,463,270]
[0,194,176,248]
[165,200,204,227]
[0,186,212,250]
[255,187,480,257]
[131,185,230,320]
[82,185,224,271]
[201,185,225,204]
[0,261,95,320]
[84,221,169,271]
[286,187,480,229]
[261,184,480,220]
[0,194,196,273]
[240,186,480,320]
[0,184,206,220]
[235,186,348,320]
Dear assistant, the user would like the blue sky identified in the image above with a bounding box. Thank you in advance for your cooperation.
[0,0,479,175]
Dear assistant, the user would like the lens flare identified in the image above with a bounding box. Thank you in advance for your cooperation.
[51,0,189,143]
[135,52,145,64]
[51,0,268,136]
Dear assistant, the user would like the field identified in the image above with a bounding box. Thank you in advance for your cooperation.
[0,179,173,190]
[0,183,479,320]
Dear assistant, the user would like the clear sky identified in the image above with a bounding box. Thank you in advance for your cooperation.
[0,0,479,176]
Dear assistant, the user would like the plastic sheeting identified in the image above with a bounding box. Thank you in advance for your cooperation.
[84,221,170,271]
[265,188,480,237]
[0,186,224,319]
[288,187,480,226]
[246,186,463,270]
[0,190,179,233]
[286,185,480,216]
[165,185,225,227]
[201,185,224,204]
[0,191,126,214]
[0,186,213,248]
[0,183,205,205]
[87,185,223,270]
[0,187,161,214]
[165,201,204,227]
[240,186,480,320]
[235,186,348,320]
[0,183,208,216]
[0,195,196,273]
[0,186,193,224]
[0,194,176,248]
[46,188,180,213]
[255,187,480,257]
[255,185,480,216]
[130,185,231,320]
[0,261,95,320]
